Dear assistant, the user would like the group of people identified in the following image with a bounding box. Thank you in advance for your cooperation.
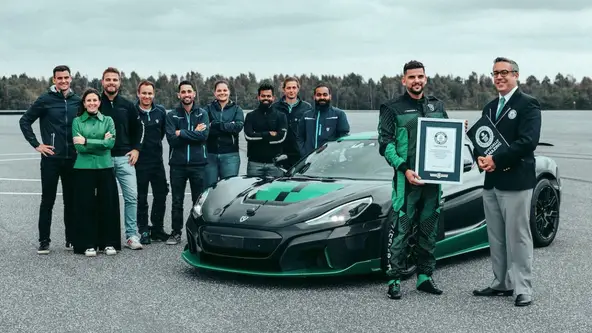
[378,57,541,307]
[19,66,351,257]
[20,57,540,307]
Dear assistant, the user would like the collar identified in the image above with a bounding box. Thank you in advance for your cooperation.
[499,85,518,102]
[80,111,104,122]
[136,102,153,114]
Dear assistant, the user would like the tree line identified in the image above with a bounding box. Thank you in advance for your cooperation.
[1,70,590,111]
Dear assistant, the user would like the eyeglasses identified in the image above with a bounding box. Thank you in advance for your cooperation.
[491,70,517,77]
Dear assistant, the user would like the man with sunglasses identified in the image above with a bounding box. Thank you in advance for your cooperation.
[472,57,542,307]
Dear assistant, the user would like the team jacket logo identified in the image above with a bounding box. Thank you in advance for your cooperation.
[428,104,435,111]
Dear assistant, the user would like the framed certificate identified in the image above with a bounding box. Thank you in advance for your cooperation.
[415,117,465,185]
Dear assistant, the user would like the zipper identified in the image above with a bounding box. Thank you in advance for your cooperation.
[186,112,190,163]
[169,148,174,160]
[51,133,55,148]
[314,111,320,149]
[64,99,68,158]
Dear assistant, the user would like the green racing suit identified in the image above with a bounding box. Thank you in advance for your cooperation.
[377,91,449,281]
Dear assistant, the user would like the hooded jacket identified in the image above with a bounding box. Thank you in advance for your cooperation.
[99,92,144,157]
[19,85,81,159]
[297,104,350,156]
[136,102,167,166]
[204,100,244,154]
[165,103,210,166]
[272,96,312,158]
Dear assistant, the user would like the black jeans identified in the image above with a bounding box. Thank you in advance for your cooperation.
[39,157,75,244]
[170,165,204,234]
[136,162,169,233]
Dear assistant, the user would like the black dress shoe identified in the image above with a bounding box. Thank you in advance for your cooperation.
[515,294,532,306]
[473,287,513,296]
[417,279,443,295]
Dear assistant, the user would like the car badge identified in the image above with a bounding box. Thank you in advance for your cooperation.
[239,215,249,223]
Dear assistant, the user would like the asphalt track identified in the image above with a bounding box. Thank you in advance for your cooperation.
[1,110,592,332]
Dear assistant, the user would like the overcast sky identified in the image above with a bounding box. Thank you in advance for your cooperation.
[1,0,590,82]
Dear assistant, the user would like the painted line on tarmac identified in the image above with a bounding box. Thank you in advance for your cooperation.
[0,153,38,156]
[0,192,193,196]
[0,178,41,181]
[0,157,39,162]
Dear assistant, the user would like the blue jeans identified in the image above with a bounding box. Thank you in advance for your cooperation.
[112,156,138,239]
[204,152,240,188]
[246,161,283,178]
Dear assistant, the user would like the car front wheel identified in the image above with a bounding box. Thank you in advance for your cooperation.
[530,178,560,247]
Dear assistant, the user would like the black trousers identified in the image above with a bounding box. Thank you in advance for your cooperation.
[73,168,121,253]
[38,157,75,244]
[136,162,169,233]
[170,165,204,234]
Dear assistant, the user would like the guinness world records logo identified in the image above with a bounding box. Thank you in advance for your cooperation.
[475,126,494,148]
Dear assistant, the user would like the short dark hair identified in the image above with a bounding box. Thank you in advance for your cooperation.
[137,80,155,93]
[214,79,229,91]
[403,60,425,75]
[53,65,71,77]
[282,76,300,89]
[77,88,101,117]
[494,57,519,72]
[313,83,331,95]
[258,82,274,95]
[102,67,120,79]
[178,80,195,92]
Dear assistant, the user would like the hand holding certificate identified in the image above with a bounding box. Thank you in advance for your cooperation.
[415,117,465,185]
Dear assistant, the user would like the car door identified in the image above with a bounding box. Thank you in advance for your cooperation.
[440,143,486,236]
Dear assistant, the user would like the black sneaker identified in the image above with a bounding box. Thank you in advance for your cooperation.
[65,242,73,251]
[166,232,182,245]
[140,231,151,245]
[150,228,169,242]
[417,278,443,295]
[37,241,50,255]
[387,280,402,299]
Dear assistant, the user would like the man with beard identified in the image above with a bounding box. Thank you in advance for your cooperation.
[377,60,448,299]
[19,65,81,254]
[297,84,350,156]
[165,80,209,245]
[271,77,312,168]
[243,82,288,178]
[99,67,144,250]
[472,57,541,307]
[134,80,170,245]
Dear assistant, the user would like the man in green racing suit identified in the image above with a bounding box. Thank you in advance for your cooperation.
[378,60,449,299]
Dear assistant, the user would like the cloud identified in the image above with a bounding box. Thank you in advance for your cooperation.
[0,0,590,81]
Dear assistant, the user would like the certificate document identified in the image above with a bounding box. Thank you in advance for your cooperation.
[423,126,456,173]
[415,117,465,185]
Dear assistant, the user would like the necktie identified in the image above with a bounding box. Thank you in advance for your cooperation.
[495,96,506,120]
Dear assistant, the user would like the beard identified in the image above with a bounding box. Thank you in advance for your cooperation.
[315,98,330,107]
[408,85,424,96]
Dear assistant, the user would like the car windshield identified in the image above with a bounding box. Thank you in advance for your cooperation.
[290,139,393,181]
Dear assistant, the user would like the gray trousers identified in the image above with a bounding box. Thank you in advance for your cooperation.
[482,188,534,296]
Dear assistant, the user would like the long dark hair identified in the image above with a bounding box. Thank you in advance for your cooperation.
[77,88,101,117]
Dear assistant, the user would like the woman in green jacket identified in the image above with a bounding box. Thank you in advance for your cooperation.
[72,88,121,257]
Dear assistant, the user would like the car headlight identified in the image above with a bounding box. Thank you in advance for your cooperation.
[191,188,210,219]
[300,197,373,227]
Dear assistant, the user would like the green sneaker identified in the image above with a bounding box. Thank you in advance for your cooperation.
[387,280,402,299]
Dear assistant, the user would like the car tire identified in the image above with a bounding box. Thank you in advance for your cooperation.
[530,178,560,248]
[380,209,418,280]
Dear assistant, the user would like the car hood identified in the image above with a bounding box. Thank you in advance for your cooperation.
[202,177,387,228]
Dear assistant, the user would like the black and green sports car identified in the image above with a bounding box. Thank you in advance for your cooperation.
[182,132,561,277]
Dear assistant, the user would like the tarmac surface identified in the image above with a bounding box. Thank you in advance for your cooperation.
[1,110,592,332]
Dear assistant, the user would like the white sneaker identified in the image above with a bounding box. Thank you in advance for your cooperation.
[85,248,97,257]
[104,246,117,255]
[125,236,143,250]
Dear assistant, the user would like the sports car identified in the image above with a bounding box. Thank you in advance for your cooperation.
[182,131,561,278]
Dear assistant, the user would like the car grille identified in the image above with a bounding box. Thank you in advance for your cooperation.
[199,226,282,258]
